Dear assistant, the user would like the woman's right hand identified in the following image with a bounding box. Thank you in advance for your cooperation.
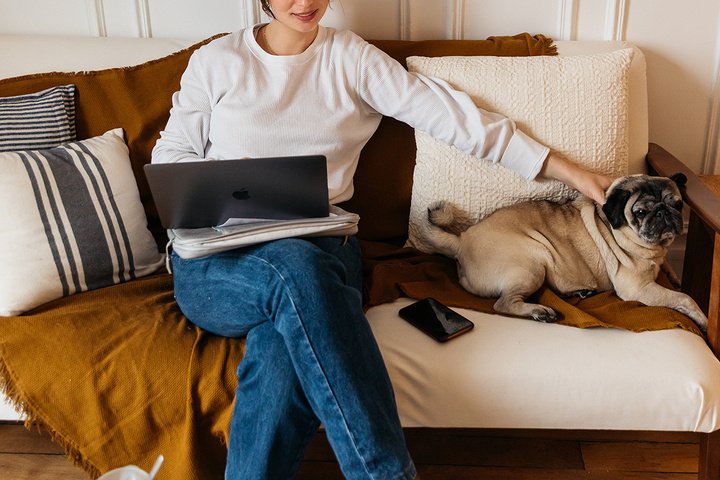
[539,151,613,205]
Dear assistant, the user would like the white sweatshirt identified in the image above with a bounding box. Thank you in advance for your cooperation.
[151,25,549,204]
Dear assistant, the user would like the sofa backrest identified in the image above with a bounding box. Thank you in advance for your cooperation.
[0,34,647,245]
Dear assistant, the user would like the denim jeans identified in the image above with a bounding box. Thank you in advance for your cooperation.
[171,236,416,480]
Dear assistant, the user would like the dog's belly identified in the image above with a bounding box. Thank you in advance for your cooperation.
[457,240,611,298]
[545,260,611,295]
[455,204,613,298]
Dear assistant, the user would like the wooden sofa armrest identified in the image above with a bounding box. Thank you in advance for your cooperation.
[646,143,720,356]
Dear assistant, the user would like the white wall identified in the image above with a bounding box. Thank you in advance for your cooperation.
[1,0,719,174]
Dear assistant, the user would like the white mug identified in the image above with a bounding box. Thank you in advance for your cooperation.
[96,455,164,480]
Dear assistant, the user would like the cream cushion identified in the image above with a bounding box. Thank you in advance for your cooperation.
[0,35,194,79]
[368,298,720,432]
[554,41,649,177]
[0,129,164,316]
[406,49,633,251]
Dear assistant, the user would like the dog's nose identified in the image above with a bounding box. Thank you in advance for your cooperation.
[656,209,668,221]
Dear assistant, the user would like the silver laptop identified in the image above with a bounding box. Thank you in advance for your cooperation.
[143,155,330,229]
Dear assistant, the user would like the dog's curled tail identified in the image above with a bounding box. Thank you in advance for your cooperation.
[425,201,473,258]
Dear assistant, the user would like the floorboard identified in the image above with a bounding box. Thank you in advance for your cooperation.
[582,442,699,473]
[0,423,702,479]
[0,453,87,480]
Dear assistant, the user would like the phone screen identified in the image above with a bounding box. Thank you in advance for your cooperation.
[398,298,474,342]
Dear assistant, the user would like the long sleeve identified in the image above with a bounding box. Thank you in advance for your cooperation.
[356,42,549,180]
[151,50,213,164]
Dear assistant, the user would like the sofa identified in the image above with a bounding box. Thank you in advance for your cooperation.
[0,32,719,480]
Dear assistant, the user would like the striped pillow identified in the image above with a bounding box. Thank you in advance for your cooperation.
[0,129,164,316]
[0,85,77,152]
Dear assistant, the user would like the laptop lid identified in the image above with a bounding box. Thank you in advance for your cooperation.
[143,155,329,229]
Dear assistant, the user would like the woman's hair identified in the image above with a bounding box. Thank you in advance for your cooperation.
[260,0,275,18]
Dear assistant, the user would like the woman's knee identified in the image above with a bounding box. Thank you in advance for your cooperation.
[250,238,350,292]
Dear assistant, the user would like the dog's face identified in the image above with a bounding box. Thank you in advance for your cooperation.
[601,173,686,246]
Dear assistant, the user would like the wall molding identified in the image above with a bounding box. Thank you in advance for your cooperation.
[136,0,152,37]
[243,0,261,27]
[85,0,107,37]
[705,83,720,175]
[451,0,465,40]
[399,0,410,40]
[557,0,578,41]
[604,0,628,41]
[703,24,720,175]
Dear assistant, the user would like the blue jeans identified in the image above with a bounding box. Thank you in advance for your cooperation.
[171,236,416,480]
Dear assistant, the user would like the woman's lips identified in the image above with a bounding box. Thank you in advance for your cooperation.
[293,9,318,22]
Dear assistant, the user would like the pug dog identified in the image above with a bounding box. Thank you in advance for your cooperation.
[424,173,708,332]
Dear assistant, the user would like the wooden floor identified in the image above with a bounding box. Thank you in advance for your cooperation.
[0,422,701,479]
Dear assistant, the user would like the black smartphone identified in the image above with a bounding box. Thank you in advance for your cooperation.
[398,298,474,342]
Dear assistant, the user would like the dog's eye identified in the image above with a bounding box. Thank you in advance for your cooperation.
[672,200,682,210]
[635,209,647,218]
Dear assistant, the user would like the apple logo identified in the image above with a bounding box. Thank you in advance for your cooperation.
[232,189,251,200]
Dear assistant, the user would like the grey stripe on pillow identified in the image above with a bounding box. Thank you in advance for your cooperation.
[70,140,137,282]
[17,144,137,294]
[0,85,77,151]
[17,152,74,296]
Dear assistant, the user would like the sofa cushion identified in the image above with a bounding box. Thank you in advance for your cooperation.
[368,297,720,431]
[0,85,76,151]
[554,41,649,176]
[0,129,164,316]
[0,35,195,79]
[405,49,633,251]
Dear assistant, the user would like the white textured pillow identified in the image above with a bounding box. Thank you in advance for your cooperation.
[0,129,164,316]
[406,49,633,251]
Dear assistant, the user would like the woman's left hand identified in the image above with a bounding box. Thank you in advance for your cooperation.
[539,151,613,205]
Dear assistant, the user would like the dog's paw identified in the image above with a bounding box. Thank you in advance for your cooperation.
[530,306,558,323]
[677,305,708,333]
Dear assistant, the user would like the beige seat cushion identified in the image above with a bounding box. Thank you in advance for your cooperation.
[368,298,720,432]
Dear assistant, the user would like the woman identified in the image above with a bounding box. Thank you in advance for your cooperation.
[152,1,611,478]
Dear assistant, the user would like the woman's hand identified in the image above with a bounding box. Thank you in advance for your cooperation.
[539,151,613,205]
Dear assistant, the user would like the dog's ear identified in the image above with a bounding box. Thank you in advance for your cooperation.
[602,188,632,228]
[670,172,687,187]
